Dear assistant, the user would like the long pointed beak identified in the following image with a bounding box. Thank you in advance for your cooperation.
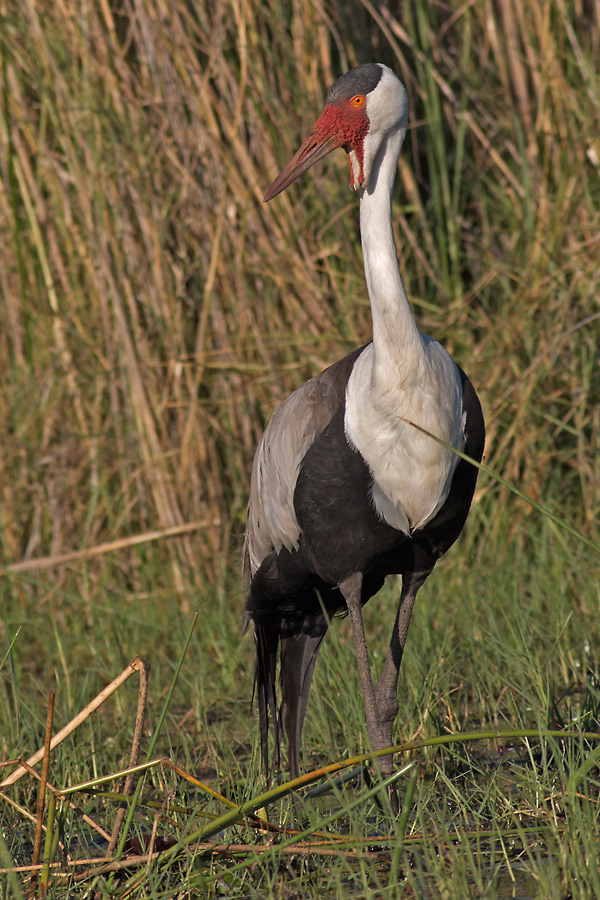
[264,128,342,202]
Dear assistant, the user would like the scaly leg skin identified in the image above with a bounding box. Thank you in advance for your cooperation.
[340,573,400,814]
[373,575,425,759]
[341,573,427,816]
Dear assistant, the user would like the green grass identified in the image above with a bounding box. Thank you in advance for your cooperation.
[1,0,600,896]
[2,518,599,897]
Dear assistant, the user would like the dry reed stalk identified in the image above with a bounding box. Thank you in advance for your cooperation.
[0,0,598,595]
[1,658,147,788]
[28,691,55,898]
[107,659,150,856]
[2,522,204,575]
[1,776,112,846]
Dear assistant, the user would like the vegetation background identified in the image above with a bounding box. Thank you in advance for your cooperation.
[0,0,599,896]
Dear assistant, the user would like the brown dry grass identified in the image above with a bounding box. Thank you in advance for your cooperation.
[0,0,598,595]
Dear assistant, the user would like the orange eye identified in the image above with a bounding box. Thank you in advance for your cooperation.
[350,94,365,107]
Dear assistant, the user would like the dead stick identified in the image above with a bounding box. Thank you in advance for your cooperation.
[29,690,55,898]
[1,779,111,845]
[2,522,204,575]
[107,659,150,855]
[1,659,145,788]
[55,841,367,884]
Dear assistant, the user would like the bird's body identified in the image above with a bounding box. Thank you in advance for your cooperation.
[244,63,485,791]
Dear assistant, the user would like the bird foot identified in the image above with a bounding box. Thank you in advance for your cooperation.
[364,761,400,817]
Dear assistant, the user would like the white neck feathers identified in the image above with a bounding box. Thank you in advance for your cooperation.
[343,88,465,533]
[359,128,424,381]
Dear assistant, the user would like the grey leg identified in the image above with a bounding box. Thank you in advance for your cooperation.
[340,572,426,815]
[373,578,422,764]
[339,573,385,750]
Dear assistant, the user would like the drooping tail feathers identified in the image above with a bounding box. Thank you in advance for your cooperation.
[250,611,329,780]
[252,615,281,776]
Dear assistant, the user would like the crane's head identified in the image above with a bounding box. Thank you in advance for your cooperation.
[264,63,408,202]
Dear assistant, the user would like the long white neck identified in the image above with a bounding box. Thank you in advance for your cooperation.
[345,125,464,534]
[359,129,424,382]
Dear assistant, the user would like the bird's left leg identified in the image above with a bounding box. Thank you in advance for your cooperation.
[373,573,428,766]
[340,572,403,814]
[339,573,386,755]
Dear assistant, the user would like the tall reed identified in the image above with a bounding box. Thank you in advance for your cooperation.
[0,0,598,592]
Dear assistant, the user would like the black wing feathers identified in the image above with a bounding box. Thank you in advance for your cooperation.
[246,352,485,779]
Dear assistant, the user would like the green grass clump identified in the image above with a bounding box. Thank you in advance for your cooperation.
[1,0,600,896]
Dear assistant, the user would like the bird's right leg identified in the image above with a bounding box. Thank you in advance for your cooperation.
[340,572,402,814]
[373,575,425,765]
[339,573,386,754]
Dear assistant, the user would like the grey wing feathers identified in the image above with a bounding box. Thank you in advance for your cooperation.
[243,366,349,583]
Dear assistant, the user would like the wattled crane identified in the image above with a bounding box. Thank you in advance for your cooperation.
[244,64,485,804]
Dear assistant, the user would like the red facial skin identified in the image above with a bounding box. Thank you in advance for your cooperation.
[311,99,369,189]
[264,96,369,202]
